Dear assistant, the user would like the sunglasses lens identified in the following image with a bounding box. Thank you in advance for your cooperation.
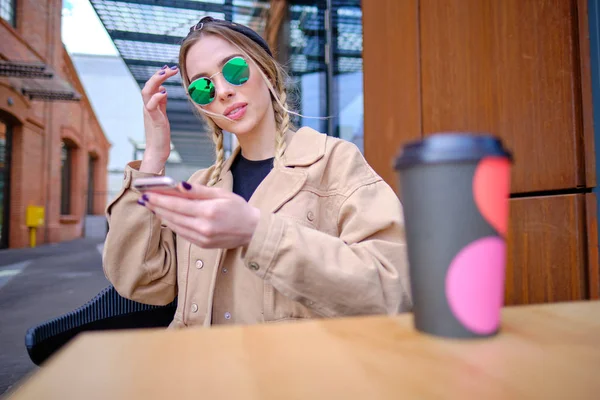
[188,77,215,105]
[187,58,249,105]
[223,57,250,86]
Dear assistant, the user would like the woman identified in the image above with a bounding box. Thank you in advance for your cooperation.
[103,16,412,328]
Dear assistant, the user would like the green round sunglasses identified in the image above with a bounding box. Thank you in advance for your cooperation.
[187,56,250,106]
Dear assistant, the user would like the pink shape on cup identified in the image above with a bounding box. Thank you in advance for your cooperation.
[473,157,510,236]
[445,236,506,335]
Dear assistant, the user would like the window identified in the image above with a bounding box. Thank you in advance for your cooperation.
[60,141,73,215]
[0,0,16,27]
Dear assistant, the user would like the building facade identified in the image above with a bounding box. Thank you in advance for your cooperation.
[0,0,110,249]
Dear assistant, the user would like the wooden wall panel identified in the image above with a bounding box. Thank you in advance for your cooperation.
[419,0,585,194]
[505,194,588,305]
[362,0,421,193]
[577,0,597,188]
[362,0,596,306]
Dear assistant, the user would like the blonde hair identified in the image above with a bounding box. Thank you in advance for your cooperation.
[179,22,292,186]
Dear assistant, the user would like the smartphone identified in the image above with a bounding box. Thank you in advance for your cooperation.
[132,176,187,197]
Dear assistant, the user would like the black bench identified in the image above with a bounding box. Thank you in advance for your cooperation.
[24,285,177,366]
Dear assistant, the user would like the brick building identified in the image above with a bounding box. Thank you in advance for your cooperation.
[0,0,110,249]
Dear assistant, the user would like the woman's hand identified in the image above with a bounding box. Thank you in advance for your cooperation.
[139,182,261,249]
[140,65,179,174]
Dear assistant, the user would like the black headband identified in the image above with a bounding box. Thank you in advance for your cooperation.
[189,16,273,58]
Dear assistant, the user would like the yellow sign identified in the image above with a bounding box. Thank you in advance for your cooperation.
[26,206,45,228]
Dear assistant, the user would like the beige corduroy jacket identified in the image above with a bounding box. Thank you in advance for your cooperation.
[102,127,412,328]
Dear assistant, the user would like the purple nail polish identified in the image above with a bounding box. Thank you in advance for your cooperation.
[162,65,168,69]
[159,70,166,75]
[161,90,166,94]
[182,181,192,190]
[137,199,145,206]
[170,65,178,70]
[142,194,149,202]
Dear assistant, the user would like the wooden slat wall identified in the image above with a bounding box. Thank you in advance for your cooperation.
[506,195,588,305]
[419,0,585,194]
[362,0,420,194]
[362,0,599,304]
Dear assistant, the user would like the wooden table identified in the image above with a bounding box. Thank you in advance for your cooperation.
[7,301,600,399]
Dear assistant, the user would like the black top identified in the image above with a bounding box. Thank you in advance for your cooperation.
[230,153,274,202]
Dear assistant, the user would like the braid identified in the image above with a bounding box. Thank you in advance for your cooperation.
[207,120,225,187]
[273,84,290,166]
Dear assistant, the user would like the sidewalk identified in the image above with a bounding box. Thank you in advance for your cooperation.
[0,238,105,267]
[0,238,111,395]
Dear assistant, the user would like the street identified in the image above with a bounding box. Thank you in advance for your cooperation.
[0,238,110,395]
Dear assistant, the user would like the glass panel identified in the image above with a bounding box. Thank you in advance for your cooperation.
[0,0,16,27]
[287,0,364,147]
[288,3,328,133]
[61,142,72,215]
[114,40,181,64]
[334,3,363,152]
[0,119,9,248]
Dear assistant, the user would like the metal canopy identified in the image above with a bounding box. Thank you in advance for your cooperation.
[90,0,362,166]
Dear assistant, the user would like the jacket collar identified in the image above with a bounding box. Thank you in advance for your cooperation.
[218,126,326,180]
[281,126,327,167]
[214,127,326,213]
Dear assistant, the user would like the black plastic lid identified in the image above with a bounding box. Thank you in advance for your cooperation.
[394,133,512,169]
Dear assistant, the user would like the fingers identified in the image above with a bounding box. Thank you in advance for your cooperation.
[178,181,231,200]
[145,88,168,112]
[141,192,223,220]
[141,65,179,104]
[151,202,205,233]
[158,218,206,246]
[142,198,218,247]
[141,193,199,217]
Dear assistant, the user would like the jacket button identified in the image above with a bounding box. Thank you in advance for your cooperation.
[191,303,199,313]
[222,267,228,274]
[248,262,260,271]
[307,211,315,221]
[195,260,204,269]
[224,312,231,320]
